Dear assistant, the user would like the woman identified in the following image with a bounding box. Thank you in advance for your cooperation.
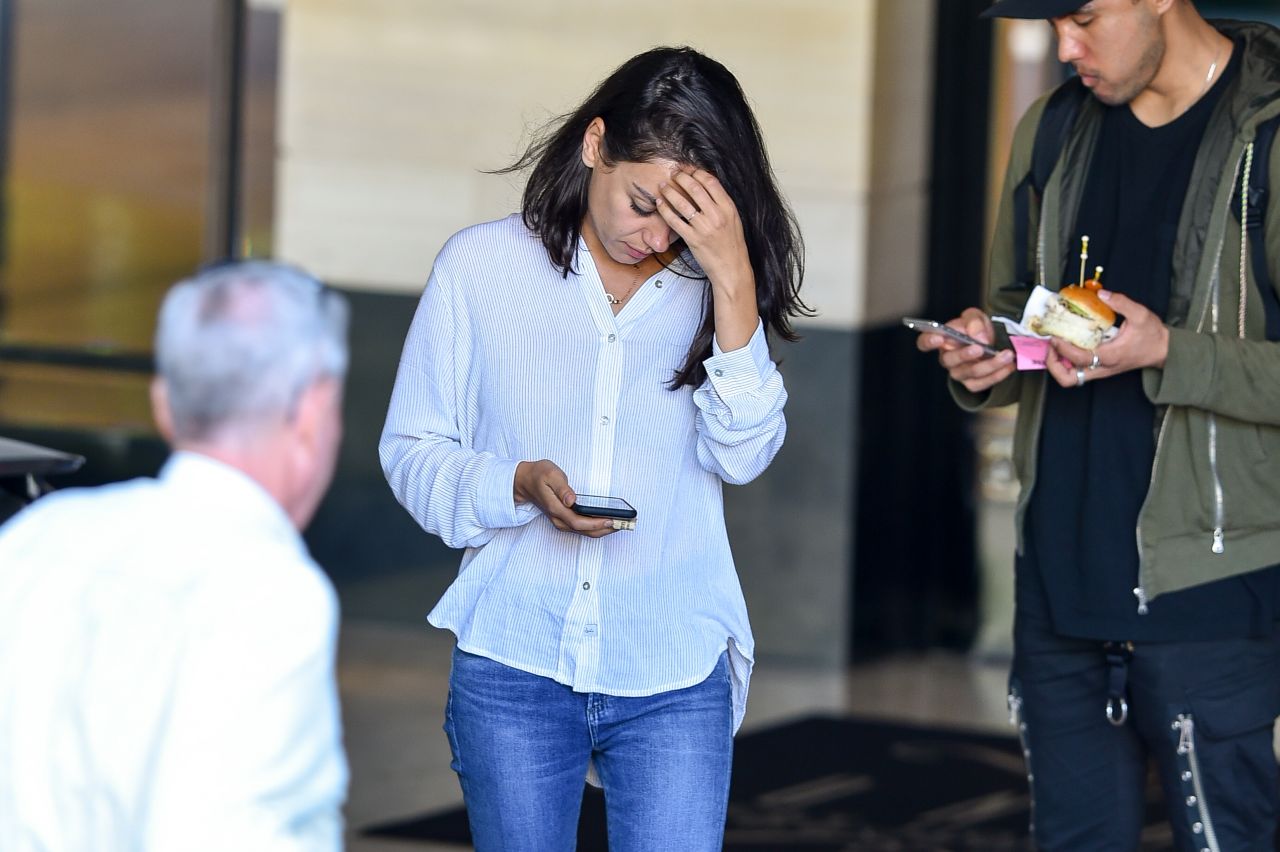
[380,46,807,851]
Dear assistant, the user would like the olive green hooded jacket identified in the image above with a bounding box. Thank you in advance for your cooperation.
[953,20,1280,610]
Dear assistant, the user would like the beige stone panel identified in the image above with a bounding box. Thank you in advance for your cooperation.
[277,157,484,291]
[277,0,875,309]
[862,0,935,327]
[789,194,865,330]
[863,190,929,324]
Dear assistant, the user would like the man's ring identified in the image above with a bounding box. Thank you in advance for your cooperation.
[1089,352,1100,370]
[1075,368,1087,387]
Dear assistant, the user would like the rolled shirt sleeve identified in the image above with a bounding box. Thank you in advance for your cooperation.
[693,320,787,484]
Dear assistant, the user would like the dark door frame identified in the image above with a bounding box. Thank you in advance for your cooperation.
[850,0,993,658]
[207,0,247,262]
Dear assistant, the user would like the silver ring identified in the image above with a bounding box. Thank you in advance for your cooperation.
[1075,368,1086,387]
[1089,352,1100,370]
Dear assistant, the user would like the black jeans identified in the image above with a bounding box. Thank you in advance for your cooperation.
[1010,610,1280,852]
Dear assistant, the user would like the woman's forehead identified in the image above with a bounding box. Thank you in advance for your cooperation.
[617,158,682,185]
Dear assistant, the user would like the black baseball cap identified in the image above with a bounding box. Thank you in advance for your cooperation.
[981,0,1086,18]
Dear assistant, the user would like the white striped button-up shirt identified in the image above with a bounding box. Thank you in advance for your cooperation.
[0,453,347,851]
[380,214,787,730]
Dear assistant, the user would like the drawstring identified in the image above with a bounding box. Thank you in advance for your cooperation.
[1103,640,1134,726]
[1233,140,1254,337]
[1239,140,1254,338]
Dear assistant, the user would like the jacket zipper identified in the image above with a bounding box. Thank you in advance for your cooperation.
[1175,715,1220,852]
[1208,142,1256,556]
[1133,148,1243,609]
[1201,201,1227,558]
[1200,148,1252,557]
[1208,415,1225,553]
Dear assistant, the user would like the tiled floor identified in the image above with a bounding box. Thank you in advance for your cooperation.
[337,618,1014,851]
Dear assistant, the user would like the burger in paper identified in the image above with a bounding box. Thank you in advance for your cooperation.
[1029,278,1115,350]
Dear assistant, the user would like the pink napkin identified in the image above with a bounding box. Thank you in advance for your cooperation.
[1009,335,1051,371]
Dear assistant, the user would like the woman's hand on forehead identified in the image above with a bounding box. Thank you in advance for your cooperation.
[655,168,756,317]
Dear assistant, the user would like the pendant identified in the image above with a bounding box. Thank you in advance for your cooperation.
[605,293,621,305]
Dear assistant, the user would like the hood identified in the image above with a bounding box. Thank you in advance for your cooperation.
[1215,20,1280,136]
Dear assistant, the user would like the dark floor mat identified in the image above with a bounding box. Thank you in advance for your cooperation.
[362,714,1198,850]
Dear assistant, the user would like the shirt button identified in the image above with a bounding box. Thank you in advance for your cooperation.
[600,415,610,426]
[582,581,591,590]
[713,368,724,377]
[655,280,663,288]
[607,333,616,343]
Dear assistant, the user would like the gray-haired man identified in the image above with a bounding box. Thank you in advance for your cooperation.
[0,261,350,850]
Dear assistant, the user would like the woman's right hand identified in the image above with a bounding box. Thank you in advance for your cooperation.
[918,307,1016,393]
[514,460,617,538]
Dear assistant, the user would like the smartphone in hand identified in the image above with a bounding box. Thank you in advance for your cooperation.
[570,495,637,520]
[902,317,999,357]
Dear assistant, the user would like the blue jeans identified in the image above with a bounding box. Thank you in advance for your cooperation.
[444,646,733,852]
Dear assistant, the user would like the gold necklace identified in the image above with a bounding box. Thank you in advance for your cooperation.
[604,263,644,306]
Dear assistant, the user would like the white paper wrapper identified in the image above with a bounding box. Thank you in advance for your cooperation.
[992,285,1056,338]
[993,284,1118,341]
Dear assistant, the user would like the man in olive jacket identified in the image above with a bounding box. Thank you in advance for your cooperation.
[921,0,1280,848]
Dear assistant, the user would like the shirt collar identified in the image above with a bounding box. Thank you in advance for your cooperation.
[159,450,302,547]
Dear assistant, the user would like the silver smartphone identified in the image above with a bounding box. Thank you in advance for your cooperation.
[902,317,999,357]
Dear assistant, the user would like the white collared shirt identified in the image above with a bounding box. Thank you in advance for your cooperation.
[0,452,347,851]
[380,214,788,730]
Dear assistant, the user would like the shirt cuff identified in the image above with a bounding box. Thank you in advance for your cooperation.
[476,457,526,528]
[705,320,770,397]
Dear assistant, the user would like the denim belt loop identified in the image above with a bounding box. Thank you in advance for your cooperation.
[1103,640,1135,726]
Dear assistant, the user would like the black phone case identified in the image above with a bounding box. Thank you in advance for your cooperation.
[571,496,637,520]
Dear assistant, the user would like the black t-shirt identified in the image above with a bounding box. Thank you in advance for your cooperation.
[1021,44,1280,641]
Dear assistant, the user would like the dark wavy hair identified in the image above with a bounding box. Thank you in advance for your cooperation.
[497,46,810,388]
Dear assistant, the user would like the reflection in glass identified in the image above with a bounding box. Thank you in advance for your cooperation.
[0,0,280,432]
[1,0,216,355]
